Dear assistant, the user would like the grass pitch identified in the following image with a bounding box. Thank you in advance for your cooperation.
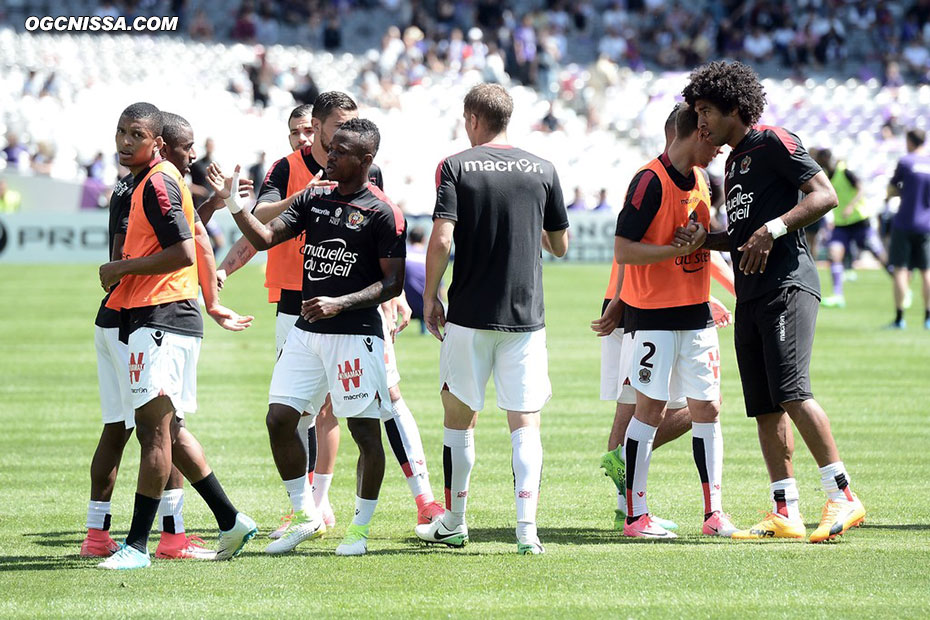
[1,263,928,618]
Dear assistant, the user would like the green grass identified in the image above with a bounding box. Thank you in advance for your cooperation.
[1,263,928,618]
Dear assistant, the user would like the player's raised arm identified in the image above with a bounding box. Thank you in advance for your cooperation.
[301,257,405,323]
[199,161,253,225]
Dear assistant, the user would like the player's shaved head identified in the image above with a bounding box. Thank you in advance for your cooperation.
[312,92,357,122]
[664,102,683,148]
[337,118,380,157]
[674,104,700,139]
[120,102,162,136]
[464,83,513,134]
[289,103,313,122]
[160,112,192,146]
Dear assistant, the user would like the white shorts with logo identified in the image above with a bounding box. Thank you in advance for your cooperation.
[600,329,687,409]
[378,307,401,388]
[629,327,720,404]
[269,328,392,420]
[95,325,135,429]
[439,323,551,412]
[127,326,200,414]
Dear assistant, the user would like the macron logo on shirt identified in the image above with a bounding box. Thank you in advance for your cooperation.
[462,158,544,174]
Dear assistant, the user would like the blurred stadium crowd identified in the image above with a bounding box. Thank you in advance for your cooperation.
[1,0,929,224]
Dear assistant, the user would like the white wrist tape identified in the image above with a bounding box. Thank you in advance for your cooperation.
[224,169,245,214]
[765,217,788,239]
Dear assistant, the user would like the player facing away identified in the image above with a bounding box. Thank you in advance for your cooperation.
[417,83,569,554]
[82,105,253,562]
[815,148,888,309]
[593,104,737,534]
[97,111,257,570]
[227,118,406,556]
[611,103,739,539]
[684,61,866,542]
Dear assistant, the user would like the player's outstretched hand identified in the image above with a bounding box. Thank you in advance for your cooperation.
[737,224,773,274]
[305,169,338,195]
[424,296,446,341]
[99,261,124,291]
[709,295,732,328]
[216,268,227,290]
[394,295,412,336]
[591,297,625,337]
[207,162,253,200]
[208,304,253,331]
[301,296,343,322]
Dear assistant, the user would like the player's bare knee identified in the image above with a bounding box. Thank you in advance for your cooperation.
[347,418,382,453]
[689,399,720,423]
[266,405,300,438]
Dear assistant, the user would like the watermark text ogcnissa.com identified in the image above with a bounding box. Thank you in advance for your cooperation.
[25,15,179,32]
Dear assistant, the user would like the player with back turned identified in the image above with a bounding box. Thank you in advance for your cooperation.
[683,60,866,542]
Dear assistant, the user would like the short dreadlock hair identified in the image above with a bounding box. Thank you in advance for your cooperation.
[682,61,766,127]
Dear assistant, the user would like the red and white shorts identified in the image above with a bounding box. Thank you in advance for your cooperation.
[628,327,720,405]
[269,329,392,420]
[126,327,200,415]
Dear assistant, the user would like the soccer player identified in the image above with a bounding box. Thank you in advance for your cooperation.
[97,109,257,569]
[416,83,569,554]
[886,129,930,329]
[82,104,251,562]
[683,60,866,542]
[214,95,443,536]
[226,118,406,556]
[610,103,738,538]
[815,148,887,308]
[593,104,736,533]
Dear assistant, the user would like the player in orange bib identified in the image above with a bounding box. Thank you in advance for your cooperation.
[611,104,740,539]
[97,109,256,569]
[592,105,736,532]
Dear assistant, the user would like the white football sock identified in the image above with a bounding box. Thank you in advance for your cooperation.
[284,475,318,518]
[386,397,431,498]
[352,496,378,527]
[691,421,723,515]
[819,461,854,502]
[442,427,474,527]
[86,500,111,531]
[511,426,542,535]
[623,417,657,519]
[771,478,802,521]
[157,489,185,534]
[312,472,333,514]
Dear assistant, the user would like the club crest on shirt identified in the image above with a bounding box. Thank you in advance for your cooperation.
[346,211,365,230]
[740,156,752,174]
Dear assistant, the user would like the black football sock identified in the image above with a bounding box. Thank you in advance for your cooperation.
[895,309,904,323]
[192,472,238,531]
[126,493,161,553]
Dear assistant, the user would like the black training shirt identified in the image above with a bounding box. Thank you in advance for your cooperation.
[257,147,383,316]
[95,172,134,329]
[433,144,569,332]
[724,126,822,302]
[278,182,406,337]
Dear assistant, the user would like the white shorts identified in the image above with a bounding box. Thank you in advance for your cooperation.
[127,327,200,414]
[275,311,299,355]
[269,329,392,420]
[629,327,720,404]
[601,329,687,409]
[95,326,135,429]
[379,307,401,388]
[439,323,551,412]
